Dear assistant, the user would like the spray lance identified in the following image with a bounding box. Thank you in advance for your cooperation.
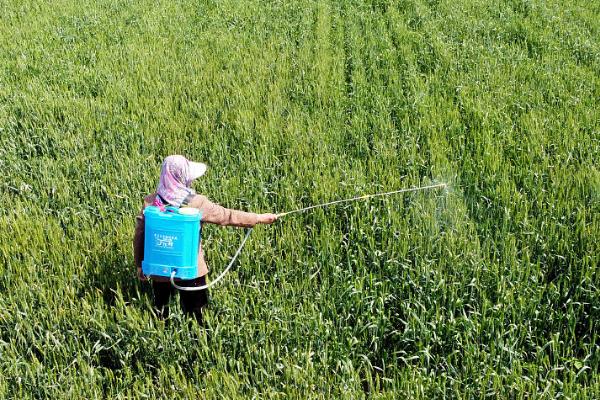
[164,182,448,291]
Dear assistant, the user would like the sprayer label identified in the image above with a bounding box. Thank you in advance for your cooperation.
[153,233,178,249]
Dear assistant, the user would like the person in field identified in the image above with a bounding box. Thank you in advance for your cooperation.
[133,155,277,324]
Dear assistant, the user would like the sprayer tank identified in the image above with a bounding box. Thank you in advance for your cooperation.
[142,206,202,279]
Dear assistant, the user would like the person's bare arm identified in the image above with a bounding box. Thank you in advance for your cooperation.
[188,195,277,227]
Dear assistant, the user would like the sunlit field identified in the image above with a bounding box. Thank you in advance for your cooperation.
[1,0,598,397]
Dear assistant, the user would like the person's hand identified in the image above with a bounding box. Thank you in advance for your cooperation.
[258,213,278,224]
[137,267,147,281]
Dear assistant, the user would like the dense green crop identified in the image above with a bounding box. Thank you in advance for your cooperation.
[1,0,598,398]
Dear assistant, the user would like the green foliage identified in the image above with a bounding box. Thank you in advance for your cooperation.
[0,0,598,397]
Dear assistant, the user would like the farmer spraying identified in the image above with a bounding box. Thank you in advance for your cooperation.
[134,155,446,325]
[133,155,277,324]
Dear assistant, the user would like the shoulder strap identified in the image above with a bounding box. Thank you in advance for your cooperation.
[180,192,195,207]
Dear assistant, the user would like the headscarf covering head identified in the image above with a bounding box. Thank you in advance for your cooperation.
[156,155,207,207]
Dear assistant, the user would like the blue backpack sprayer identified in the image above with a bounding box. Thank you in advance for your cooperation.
[142,182,447,291]
[142,206,203,280]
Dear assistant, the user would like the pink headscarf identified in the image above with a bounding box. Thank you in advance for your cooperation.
[155,155,203,207]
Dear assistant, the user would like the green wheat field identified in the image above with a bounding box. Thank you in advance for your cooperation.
[1,0,599,398]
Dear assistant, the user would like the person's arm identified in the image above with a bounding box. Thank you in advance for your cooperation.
[188,195,277,227]
[133,208,147,280]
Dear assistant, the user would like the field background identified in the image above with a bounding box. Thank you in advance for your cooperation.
[1,0,599,398]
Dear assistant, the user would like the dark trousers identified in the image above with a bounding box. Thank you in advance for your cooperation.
[152,275,208,325]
